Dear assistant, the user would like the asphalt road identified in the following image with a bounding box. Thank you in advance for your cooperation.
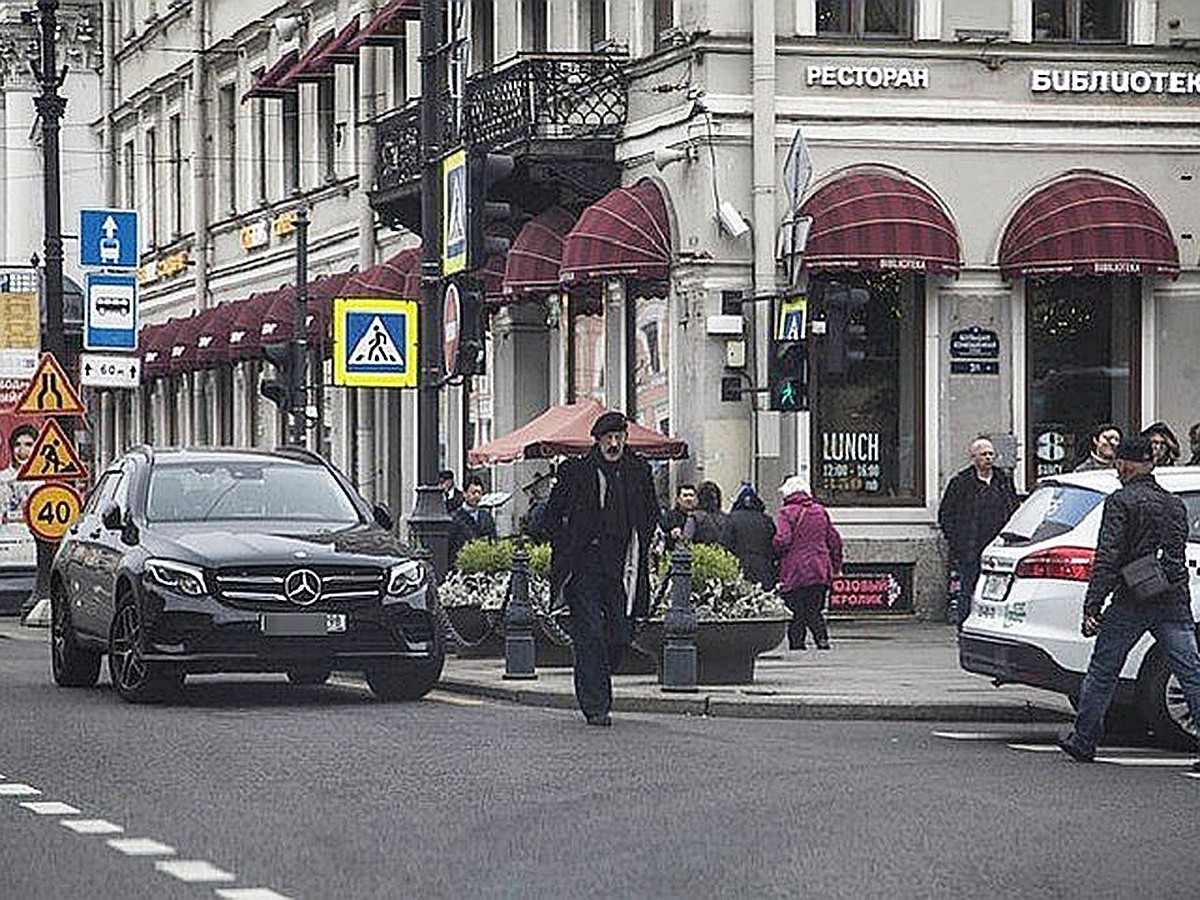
[2,635,1197,900]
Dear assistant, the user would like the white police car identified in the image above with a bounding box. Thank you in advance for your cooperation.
[959,467,1200,749]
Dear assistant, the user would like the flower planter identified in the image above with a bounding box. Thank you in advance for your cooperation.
[632,618,788,685]
[444,606,505,658]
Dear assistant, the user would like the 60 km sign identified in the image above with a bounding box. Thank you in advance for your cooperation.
[23,483,83,542]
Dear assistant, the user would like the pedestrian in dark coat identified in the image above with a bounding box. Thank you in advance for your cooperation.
[1141,421,1181,467]
[727,484,776,588]
[1058,436,1200,771]
[937,436,1019,626]
[684,480,734,551]
[773,475,843,651]
[448,475,497,565]
[543,410,659,726]
[1188,421,1200,466]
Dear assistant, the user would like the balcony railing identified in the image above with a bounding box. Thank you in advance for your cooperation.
[374,52,628,196]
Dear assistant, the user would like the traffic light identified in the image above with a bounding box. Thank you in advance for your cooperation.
[260,342,297,412]
[467,151,516,269]
[455,288,486,377]
[767,338,807,412]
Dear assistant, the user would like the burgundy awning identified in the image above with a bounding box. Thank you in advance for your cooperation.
[276,29,337,89]
[798,169,961,275]
[227,292,277,361]
[560,182,671,286]
[293,19,360,81]
[143,318,183,379]
[347,0,420,50]
[307,271,355,346]
[169,310,209,374]
[344,246,421,299]
[479,252,506,302]
[259,288,300,346]
[503,206,576,299]
[196,303,232,368]
[998,171,1179,278]
[140,322,164,377]
[242,49,299,102]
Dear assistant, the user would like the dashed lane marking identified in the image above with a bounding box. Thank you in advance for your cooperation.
[1007,743,1062,752]
[216,889,295,900]
[932,730,1043,741]
[0,783,41,796]
[154,860,236,883]
[107,837,176,856]
[1095,756,1196,767]
[20,801,80,815]
[61,819,124,835]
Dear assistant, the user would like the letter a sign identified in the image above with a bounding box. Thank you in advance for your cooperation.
[13,353,86,415]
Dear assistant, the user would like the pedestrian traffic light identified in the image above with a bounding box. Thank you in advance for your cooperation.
[467,151,516,269]
[260,341,297,412]
[767,338,807,412]
[455,288,487,377]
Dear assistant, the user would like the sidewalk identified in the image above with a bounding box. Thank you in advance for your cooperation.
[0,615,1074,724]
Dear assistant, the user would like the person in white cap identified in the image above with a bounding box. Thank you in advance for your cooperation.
[773,475,842,651]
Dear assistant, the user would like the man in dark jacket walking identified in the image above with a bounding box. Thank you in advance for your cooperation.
[1058,436,1200,769]
[937,437,1019,626]
[543,411,659,726]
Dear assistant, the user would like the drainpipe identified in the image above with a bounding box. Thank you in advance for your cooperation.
[751,0,778,489]
[103,0,116,205]
[191,0,209,308]
[355,4,379,498]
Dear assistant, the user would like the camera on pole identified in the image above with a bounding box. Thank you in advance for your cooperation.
[467,151,516,268]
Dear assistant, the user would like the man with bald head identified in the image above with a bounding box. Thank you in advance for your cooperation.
[938,436,1019,627]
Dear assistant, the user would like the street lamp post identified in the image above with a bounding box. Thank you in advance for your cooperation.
[291,203,309,446]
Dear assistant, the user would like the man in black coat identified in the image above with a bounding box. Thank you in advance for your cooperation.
[937,436,1019,626]
[448,475,497,566]
[1059,436,1200,769]
[543,410,659,726]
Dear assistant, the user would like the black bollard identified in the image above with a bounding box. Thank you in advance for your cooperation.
[503,541,537,680]
[661,543,698,692]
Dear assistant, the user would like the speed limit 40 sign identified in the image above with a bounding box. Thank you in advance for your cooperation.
[23,482,83,542]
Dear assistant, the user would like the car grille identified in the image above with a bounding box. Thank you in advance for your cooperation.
[214,565,385,609]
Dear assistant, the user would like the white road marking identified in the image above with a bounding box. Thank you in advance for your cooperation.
[1095,756,1196,767]
[0,783,42,796]
[61,819,124,835]
[1008,743,1062,752]
[216,889,294,900]
[1182,772,1200,779]
[155,860,236,883]
[933,731,1019,740]
[428,690,483,707]
[107,837,176,856]
[20,801,80,815]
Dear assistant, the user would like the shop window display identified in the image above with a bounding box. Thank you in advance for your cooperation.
[809,272,924,506]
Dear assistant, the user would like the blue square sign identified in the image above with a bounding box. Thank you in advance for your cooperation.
[80,208,139,269]
[85,273,138,351]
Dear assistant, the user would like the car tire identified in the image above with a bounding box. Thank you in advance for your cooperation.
[50,586,100,688]
[286,666,332,686]
[365,654,445,701]
[1137,650,1199,751]
[108,593,182,704]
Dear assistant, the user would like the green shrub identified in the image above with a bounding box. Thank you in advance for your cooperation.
[528,543,552,580]
[455,538,552,578]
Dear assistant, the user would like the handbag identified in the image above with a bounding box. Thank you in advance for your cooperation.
[1120,552,1170,602]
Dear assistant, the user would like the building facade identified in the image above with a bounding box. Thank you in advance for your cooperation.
[101,0,1200,616]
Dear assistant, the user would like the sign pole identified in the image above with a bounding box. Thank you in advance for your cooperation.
[290,203,309,446]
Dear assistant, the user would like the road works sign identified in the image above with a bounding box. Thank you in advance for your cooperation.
[332,297,419,388]
[17,419,87,482]
[23,482,83,542]
[80,208,139,269]
[12,353,85,415]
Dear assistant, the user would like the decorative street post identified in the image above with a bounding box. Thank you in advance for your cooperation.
[290,203,309,446]
[503,541,537,680]
[661,543,698,692]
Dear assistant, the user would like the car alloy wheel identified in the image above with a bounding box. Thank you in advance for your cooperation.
[108,595,180,703]
[50,585,100,688]
[1138,650,1199,751]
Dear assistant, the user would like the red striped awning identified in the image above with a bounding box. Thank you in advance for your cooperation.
[999,172,1179,278]
[559,182,671,286]
[347,0,420,50]
[242,49,299,102]
[503,206,576,298]
[798,169,961,275]
[343,246,422,299]
[143,317,184,379]
[169,309,216,374]
[196,303,231,368]
[228,291,280,361]
[275,29,337,89]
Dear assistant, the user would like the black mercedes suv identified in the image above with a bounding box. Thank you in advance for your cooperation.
[50,445,443,703]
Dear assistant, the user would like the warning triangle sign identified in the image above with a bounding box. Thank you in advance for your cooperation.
[17,419,89,482]
[14,353,85,415]
[348,316,405,367]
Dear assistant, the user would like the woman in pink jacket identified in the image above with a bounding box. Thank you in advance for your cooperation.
[773,475,843,651]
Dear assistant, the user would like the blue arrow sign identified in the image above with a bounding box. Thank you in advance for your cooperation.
[80,208,139,269]
[85,273,138,351]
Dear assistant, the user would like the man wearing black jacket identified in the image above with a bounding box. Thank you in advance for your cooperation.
[543,411,659,726]
[1058,436,1200,769]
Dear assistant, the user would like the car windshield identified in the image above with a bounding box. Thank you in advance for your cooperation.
[145,461,362,524]
[997,483,1106,545]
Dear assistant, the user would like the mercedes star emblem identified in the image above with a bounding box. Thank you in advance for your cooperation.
[284,568,322,606]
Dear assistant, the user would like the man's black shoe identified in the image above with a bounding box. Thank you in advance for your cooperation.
[585,714,612,727]
[1057,737,1094,763]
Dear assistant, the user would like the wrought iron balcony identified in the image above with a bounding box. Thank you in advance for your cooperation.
[373,52,628,199]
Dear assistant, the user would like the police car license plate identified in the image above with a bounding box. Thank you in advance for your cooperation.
[259,613,347,636]
[980,574,1010,601]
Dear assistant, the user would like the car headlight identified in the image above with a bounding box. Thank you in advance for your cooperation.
[145,559,208,597]
[386,560,426,596]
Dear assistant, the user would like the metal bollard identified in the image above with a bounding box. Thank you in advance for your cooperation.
[661,543,697,692]
[503,541,537,680]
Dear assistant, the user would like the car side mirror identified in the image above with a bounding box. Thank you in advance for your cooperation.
[373,503,394,530]
[101,503,123,531]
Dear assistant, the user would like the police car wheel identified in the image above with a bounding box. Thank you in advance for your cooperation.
[1138,651,1199,751]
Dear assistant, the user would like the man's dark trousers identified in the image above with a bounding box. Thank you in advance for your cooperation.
[566,568,631,720]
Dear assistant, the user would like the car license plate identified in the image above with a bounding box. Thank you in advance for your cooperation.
[980,573,1011,601]
[259,613,347,636]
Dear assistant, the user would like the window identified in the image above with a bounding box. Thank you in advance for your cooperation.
[168,114,182,237]
[1026,276,1139,483]
[145,128,158,247]
[251,73,268,204]
[471,0,494,71]
[634,296,668,431]
[1033,0,1125,42]
[522,0,547,52]
[217,83,237,213]
[318,80,336,183]
[122,140,136,209]
[588,0,608,50]
[809,273,925,506]
[817,0,912,38]
[652,0,675,51]
[282,93,300,195]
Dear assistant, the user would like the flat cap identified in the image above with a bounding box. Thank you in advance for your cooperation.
[590,410,628,439]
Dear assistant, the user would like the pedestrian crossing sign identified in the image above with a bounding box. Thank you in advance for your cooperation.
[332,297,419,387]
